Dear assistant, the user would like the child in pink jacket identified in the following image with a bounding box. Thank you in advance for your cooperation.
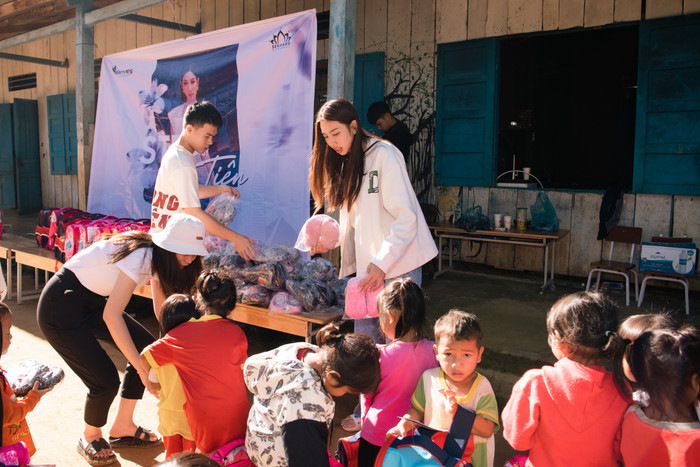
[502,292,629,466]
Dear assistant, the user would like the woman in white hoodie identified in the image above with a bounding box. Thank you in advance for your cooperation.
[309,98,438,431]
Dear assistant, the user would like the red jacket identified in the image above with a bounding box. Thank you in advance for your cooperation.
[502,358,629,466]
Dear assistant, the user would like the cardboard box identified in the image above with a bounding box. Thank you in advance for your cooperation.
[640,242,697,276]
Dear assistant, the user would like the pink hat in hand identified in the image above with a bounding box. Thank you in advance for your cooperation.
[302,214,339,250]
[344,276,384,319]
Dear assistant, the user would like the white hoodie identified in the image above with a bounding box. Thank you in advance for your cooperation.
[338,138,437,279]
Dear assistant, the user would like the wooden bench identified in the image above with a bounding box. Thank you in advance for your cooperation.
[1,234,342,342]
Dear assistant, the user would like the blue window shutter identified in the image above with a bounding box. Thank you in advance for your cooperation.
[47,94,67,175]
[435,39,498,187]
[354,52,385,134]
[64,94,78,175]
[634,14,700,195]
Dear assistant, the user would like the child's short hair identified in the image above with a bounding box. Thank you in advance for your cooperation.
[316,324,381,394]
[434,309,483,347]
[377,278,431,340]
[366,101,391,125]
[0,303,10,353]
[618,312,678,341]
[547,291,621,362]
[195,269,237,317]
[160,294,198,334]
[184,101,223,129]
[628,325,700,418]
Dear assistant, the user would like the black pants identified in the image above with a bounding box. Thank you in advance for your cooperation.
[358,437,382,467]
[36,268,155,427]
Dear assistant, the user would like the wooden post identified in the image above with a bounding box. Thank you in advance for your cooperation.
[75,0,95,211]
[328,0,356,100]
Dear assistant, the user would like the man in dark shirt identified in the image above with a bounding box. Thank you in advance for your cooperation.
[367,101,412,163]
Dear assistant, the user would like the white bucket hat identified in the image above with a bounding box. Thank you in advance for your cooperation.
[151,213,208,256]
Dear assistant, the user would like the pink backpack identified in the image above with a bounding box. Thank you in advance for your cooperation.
[208,438,253,466]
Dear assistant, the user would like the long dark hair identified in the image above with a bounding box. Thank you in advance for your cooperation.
[315,324,381,394]
[108,230,202,297]
[309,98,372,212]
[378,278,431,341]
[195,269,237,317]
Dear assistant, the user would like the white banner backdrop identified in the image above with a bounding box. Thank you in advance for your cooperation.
[88,10,316,245]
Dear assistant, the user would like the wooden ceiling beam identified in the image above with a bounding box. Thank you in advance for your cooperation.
[0,0,55,19]
[0,3,71,25]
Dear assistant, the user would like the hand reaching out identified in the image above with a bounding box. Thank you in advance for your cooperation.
[218,185,240,198]
[438,387,458,419]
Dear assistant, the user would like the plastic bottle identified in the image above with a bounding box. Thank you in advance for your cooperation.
[677,249,688,274]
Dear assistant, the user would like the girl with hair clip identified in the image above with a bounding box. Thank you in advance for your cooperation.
[501,291,629,466]
[36,213,206,466]
[618,313,679,407]
[618,326,700,466]
[357,278,438,466]
[244,324,381,467]
[141,269,249,455]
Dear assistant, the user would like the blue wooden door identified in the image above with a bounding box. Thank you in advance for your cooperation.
[634,14,700,195]
[47,94,67,175]
[0,104,15,209]
[13,99,42,214]
[354,52,385,134]
[435,39,498,186]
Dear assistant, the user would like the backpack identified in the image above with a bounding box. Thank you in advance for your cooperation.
[374,406,476,467]
[35,208,57,248]
[208,438,253,467]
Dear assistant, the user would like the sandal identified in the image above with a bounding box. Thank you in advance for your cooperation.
[108,426,162,448]
[340,413,362,431]
[77,438,117,466]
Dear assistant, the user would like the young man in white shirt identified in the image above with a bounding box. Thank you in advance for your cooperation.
[151,101,256,261]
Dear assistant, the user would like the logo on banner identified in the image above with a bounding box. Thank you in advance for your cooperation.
[270,30,292,50]
[112,65,133,76]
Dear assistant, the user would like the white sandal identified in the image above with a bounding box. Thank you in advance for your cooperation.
[340,414,361,431]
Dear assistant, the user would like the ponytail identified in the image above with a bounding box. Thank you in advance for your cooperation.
[195,269,237,317]
[316,324,380,394]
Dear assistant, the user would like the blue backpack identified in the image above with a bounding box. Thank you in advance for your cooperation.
[374,406,476,467]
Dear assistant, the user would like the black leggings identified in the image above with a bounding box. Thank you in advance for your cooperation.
[358,437,382,467]
[36,268,155,427]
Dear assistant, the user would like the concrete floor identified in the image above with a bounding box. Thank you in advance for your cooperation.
[1,209,698,466]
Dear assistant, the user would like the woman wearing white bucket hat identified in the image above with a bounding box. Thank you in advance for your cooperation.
[37,213,207,466]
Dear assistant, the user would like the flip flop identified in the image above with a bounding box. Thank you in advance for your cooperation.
[108,426,162,448]
[77,438,117,466]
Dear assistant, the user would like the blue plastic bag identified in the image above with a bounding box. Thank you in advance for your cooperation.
[530,192,559,232]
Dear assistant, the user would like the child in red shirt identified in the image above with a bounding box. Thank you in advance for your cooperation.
[0,303,54,457]
[502,291,629,466]
[142,270,249,454]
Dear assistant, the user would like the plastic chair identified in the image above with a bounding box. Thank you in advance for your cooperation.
[586,225,643,306]
[637,236,693,315]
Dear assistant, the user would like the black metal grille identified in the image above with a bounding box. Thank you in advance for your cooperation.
[8,73,36,91]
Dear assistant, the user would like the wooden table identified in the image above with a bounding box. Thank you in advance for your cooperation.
[134,284,341,342]
[429,223,570,293]
[1,234,342,342]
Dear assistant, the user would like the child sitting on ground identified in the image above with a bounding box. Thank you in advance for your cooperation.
[357,278,438,466]
[141,269,249,454]
[141,294,199,458]
[245,324,380,467]
[618,326,700,466]
[0,303,54,457]
[388,309,499,467]
[502,291,629,466]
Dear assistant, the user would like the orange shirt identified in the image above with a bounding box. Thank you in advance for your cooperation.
[1,371,40,456]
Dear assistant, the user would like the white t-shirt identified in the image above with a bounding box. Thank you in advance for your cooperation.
[65,240,153,296]
[150,143,201,233]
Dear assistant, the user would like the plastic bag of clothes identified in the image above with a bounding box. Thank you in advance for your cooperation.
[269,291,304,314]
[331,277,350,309]
[242,262,287,291]
[5,360,65,397]
[238,284,271,307]
[205,192,239,226]
[300,257,337,282]
[286,278,337,312]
